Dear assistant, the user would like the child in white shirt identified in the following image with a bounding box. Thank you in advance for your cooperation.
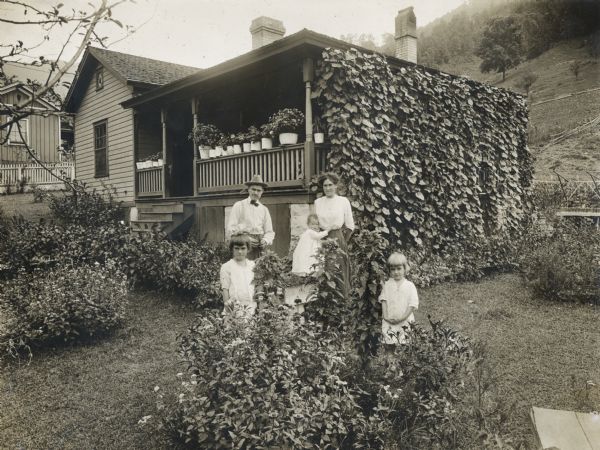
[220,235,256,319]
[378,252,419,346]
[292,214,329,275]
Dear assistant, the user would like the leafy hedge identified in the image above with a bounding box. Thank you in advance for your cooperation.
[313,48,532,262]
[0,263,127,358]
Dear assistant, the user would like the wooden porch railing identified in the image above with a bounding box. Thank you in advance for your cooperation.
[195,144,329,194]
[0,162,73,187]
[136,166,163,197]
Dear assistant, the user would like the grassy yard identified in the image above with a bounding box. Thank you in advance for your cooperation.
[1,274,598,449]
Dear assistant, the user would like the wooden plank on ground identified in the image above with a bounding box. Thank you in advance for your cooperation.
[530,407,598,450]
[576,412,600,450]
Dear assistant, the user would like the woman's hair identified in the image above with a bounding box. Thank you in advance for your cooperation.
[387,252,410,272]
[306,213,319,225]
[318,172,340,188]
[229,233,250,251]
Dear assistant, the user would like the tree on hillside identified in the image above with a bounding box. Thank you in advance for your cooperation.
[475,16,523,81]
[569,60,582,80]
[0,0,135,186]
[516,71,538,97]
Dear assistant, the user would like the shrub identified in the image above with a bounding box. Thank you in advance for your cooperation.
[48,180,123,227]
[0,263,127,358]
[157,306,377,449]
[517,221,600,303]
[124,234,228,307]
[1,219,130,277]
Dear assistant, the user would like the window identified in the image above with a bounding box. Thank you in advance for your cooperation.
[95,67,104,91]
[94,120,108,177]
[8,118,29,145]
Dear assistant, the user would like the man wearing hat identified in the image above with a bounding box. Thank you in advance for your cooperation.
[227,174,274,259]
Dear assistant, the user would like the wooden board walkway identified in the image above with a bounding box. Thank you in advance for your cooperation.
[530,407,600,450]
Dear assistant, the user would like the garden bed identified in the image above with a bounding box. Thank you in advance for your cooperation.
[0,274,598,448]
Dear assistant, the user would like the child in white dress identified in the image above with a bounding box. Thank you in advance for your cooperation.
[379,252,419,346]
[291,214,329,275]
[220,235,256,319]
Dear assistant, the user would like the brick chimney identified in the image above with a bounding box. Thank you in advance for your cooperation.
[250,16,286,50]
[394,7,417,63]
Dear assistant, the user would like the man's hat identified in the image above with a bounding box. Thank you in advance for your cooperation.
[244,174,268,188]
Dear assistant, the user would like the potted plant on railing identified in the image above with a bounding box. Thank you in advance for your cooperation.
[189,123,222,159]
[268,108,304,145]
[260,123,273,150]
[232,132,243,155]
[247,126,261,151]
[212,135,228,158]
[314,116,326,144]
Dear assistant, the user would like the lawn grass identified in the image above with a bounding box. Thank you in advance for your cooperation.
[1,274,598,448]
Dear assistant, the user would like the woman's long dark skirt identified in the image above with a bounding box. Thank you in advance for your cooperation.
[327,228,351,300]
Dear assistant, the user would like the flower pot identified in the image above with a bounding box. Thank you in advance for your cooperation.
[142,161,152,169]
[210,147,223,158]
[226,145,234,156]
[233,144,242,154]
[261,137,273,150]
[250,141,261,151]
[279,132,298,145]
[242,143,251,153]
[157,158,163,166]
[136,162,144,170]
[152,160,160,167]
[199,147,210,159]
[314,132,325,144]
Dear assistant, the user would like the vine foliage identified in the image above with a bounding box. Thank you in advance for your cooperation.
[312,48,532,258]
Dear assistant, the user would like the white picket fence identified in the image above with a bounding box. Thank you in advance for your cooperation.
[0,162,74,189]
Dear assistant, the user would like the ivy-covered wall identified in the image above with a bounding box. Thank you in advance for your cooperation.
[312,48,533,253]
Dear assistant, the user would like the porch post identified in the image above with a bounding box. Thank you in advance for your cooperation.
[161,108,168,198]
[303,57,315,186]
[191,97,198,196]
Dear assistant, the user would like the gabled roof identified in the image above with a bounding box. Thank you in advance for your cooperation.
[64,46,202,112]
[121,28,417,109]
[0,82,60,111]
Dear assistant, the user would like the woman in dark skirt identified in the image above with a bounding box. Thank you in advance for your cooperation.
[314,173,355,299]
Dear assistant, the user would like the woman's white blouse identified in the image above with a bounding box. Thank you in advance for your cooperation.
[314,195,355,231]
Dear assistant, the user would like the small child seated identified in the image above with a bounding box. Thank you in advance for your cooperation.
[379,252,419,346]
[220,234,256,318]
[291,214,329,275]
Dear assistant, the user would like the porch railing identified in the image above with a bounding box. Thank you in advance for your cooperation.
[0,162,73,187]
[136,166,163,197]
[195,144,329,194]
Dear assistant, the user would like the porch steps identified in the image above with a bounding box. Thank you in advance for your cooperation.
[131,201,195,239]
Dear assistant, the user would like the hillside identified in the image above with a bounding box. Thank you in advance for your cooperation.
[431,38,600,180]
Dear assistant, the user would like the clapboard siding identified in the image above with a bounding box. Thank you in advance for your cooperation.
[74,64,135,202]
[0,91,61,163]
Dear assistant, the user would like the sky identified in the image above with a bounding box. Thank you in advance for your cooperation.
[1,0,465,70]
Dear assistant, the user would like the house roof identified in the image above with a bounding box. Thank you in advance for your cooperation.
[122,28,414,109]
[3,61,74,100]
[64,46,202,112]
[0,82,60,111]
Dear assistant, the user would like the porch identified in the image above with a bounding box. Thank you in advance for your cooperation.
[135,143,329,198]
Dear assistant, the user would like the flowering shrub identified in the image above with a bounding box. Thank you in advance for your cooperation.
[517,221,600,303]
[157,306,378,449]
[0,263,127,358]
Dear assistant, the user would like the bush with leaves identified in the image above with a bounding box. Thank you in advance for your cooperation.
[517,221,600,303]
[156,306,378,449]
[124,234,228,307]
[0,218,130,277]
[48,180,123,227]
[0,262,127,358]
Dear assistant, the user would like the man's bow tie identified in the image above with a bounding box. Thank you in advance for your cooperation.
[250,200,259,207]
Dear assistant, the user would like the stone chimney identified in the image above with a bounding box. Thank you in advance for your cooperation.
[250,16,286,50]
[394,7,417,63]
